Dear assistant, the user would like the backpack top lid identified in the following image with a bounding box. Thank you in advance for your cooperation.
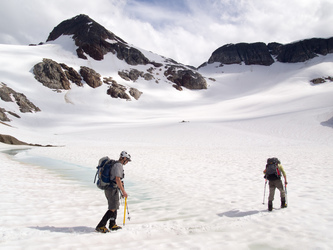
[265,157,281,181]
[267,157,280,165]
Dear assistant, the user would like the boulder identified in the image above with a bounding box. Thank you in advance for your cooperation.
[33,58,71,90]
[129,88,143,100]
[107,83,131,100]
[164,66,207,90]
[80,66,102,88]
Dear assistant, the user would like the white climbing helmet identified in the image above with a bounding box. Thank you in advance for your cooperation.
[120,151,131,161]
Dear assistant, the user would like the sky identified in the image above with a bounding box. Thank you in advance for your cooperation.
[0,0,332,66]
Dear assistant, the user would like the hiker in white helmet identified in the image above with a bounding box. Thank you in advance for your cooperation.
[95,151,131,233]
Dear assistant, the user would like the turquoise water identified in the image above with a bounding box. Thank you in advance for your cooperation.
[2,148,103,188]
[2,148,146,201]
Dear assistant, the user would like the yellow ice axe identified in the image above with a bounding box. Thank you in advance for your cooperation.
[123,197,127,226]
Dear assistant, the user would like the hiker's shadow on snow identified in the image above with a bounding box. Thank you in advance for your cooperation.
[217,209,263,218]
[30,226,95,234]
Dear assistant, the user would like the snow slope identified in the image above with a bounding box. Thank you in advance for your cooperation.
[1,38,333,249]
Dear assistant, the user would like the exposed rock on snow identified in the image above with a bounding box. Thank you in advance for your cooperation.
[118,69,154,82]
[33,58,71,90]
[0,108,11,122]
[60,63,82,86]
[103,77,118,85]
[79,66,102,88]
[310,76,333,85]
[103,77,143,100]
[46,14,150,65]
[208,42,274,66]
[107,82,131,100]
[204,37,333,67]
[274,37,333,63]
[0,83,40,115]
[129,88,143,100]
[45,14,207,91]
[33,59,103,89]
[0,134,54,146]
[0,134,29,145]
[164,65,207,90]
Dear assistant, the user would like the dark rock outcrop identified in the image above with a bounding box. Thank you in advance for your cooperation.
[164,66,207,90]
[0,108,10,122]
[46,14,150,65]
[205,37,333,67]
[208,42,274,66]
[60,63,82,86]
[0,134,54,147]
[33,59,104,89]
[310,76,333,84]
[33,58,71,90]
[80,66,102,88]
[103,77,118,85]
[129,88,143,100]
[107,83,131,100]
[45,14,207,91]
[0,83,41,114]
[118,69,154,82]
[274,37,333,63]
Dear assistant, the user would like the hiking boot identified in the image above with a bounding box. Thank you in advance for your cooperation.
[281,198,287,208]
[268,201,273,211]
[110,224,122,231]
[95,226,110,233]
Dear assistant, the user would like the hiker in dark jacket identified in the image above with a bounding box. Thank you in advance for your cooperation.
[95,151,131,233]
[263,157,288,211]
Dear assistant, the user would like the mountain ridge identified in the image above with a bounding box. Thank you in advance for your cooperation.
[199,37,333,68]
[0,14,332,129]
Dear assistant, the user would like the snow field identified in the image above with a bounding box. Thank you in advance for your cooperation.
[1,34,333,249]
[2,116,333,249]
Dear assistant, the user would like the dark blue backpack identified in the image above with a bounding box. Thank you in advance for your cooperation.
[94,156,116,190]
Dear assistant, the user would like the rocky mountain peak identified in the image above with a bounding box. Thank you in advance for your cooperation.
[46,14,149,64]
[47,14,124,44]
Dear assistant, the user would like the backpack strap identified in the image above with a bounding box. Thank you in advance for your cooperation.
[276,165,281,176]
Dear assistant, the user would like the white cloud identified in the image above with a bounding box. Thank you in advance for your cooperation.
[0,0,332,67]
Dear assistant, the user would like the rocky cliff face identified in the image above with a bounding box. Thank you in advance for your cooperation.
[273,37,333,63]
[44,14,207,92]
[208,42,274,66]
[205,37,333,67]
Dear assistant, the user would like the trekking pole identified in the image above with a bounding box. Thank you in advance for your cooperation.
[262,179,267,204]
[285,182,288,206]
[123,197,127,226]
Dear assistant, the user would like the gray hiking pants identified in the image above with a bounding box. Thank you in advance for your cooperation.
[268,179,285,201]
[105,187,120,210]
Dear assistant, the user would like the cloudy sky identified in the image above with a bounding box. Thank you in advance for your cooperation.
[0,0,332,66]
